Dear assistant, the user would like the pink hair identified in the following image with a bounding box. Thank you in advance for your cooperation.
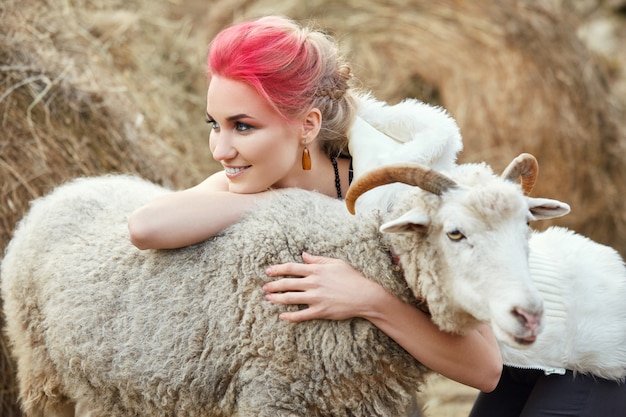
[207,16,325,121]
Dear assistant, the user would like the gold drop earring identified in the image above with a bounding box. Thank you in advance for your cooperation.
[302,143,312,170]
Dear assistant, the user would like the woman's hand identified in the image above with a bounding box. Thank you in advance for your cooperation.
[263,252,383,322]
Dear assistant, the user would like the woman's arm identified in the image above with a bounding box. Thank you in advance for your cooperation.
[128,171,269,249]
[263,252,503,393]
[363,288,502,393]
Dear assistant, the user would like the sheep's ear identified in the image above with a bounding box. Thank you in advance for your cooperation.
[380,208,430,234]
[527,197,571,220]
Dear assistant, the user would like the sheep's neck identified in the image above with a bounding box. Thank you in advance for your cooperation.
[390,249,430,315]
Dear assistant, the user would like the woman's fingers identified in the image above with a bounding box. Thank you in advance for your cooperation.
[266,252,337,277]
[266,262,312,278]
[263,277,311,294]
[278,308,319,323]
[264,287,313,305]
[301,252,331,264]
[263,252,368,322]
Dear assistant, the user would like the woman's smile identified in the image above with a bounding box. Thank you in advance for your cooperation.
[223,165,251,178]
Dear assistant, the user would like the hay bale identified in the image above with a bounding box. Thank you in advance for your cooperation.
[0,0,218,253]
[1,0,216,415]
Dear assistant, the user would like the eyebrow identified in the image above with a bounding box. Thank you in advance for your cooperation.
[205,112,255,121]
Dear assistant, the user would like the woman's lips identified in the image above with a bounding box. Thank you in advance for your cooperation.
[224,166,251,178]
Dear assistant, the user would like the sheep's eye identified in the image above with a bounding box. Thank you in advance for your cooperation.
[447,230,465,241]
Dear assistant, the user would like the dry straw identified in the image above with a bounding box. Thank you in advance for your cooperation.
[1,0,625,416]
[1,0,213,414]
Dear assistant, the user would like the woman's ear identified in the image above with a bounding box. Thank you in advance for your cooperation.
[302,108,322,141]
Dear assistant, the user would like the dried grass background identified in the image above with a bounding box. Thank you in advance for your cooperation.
[1,0,625,416]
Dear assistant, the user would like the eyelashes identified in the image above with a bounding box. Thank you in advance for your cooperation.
[206,119,220,131]
[205,120,253,133]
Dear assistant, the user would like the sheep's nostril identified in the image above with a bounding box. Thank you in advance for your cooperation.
[513,306,542,333]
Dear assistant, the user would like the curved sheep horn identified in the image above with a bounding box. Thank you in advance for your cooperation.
[345,163,458,214]
[501,153,539,195]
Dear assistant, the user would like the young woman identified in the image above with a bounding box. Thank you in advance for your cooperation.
[128,15,502,393]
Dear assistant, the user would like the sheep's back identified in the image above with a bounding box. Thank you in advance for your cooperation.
[500,226,626,380]
[1,176,426,416]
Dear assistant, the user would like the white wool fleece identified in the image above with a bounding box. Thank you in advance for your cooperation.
[348,93,463,212]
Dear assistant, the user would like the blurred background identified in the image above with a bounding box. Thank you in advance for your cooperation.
[1,0,625,415]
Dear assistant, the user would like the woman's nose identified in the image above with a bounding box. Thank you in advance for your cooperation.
[210,133,237,161]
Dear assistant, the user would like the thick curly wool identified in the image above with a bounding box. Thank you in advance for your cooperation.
[1,175,427,417]
[355,92,462,172]
[349,93,463,213]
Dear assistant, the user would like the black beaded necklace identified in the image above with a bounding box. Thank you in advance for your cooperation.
[330,156,354,200]
[331,156,342,199]
[330,156,344,200]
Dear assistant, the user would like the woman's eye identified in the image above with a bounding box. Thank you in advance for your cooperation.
[205,119,251,132]
[446,229,465,241]
[206,119,220,131]
[234,121,252,132]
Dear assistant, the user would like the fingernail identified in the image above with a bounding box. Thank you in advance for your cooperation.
[265,267,272,275]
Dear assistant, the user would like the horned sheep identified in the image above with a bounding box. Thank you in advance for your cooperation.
[347,100,626,382]
[1,154,570,417]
